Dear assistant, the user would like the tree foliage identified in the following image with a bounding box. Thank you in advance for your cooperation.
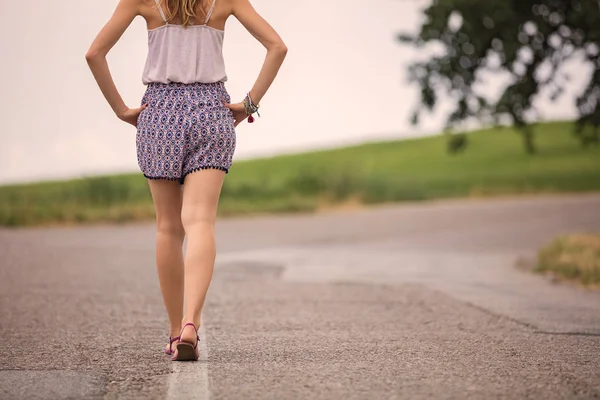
[399,0,600,153]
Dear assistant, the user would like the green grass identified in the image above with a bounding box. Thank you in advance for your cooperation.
[1,121,599,226]
[536,234,600,286]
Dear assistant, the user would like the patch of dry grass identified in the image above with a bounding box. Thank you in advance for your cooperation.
[536,234,600,286]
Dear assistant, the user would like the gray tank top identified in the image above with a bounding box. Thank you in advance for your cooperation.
[142,0,227,85]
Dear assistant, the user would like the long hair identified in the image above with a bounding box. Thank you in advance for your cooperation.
[159,0,209,27]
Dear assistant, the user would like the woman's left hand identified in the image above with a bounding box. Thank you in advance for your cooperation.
[224,102,248,127]
[117,105,148,128]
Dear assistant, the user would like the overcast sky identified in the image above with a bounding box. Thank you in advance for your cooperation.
[0,0,591,184]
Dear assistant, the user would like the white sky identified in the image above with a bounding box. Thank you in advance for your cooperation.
[0,0,591,184]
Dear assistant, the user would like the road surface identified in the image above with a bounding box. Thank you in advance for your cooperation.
[1,194,599,399]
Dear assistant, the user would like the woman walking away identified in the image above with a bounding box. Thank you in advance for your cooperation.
[86,0,287,361]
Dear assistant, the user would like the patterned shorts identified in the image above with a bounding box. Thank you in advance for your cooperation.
[136,82,236,184]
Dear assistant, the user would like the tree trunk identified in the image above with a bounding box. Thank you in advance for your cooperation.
[521,128,536,154]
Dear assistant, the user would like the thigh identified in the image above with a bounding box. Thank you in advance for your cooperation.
[148,180,184,232]
[181,169,226,228]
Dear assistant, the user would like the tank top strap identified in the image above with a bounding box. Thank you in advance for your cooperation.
[154,0,168,23]
[204,0,217,25]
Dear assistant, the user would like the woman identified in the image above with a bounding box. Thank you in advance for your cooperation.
[86,0,287,361]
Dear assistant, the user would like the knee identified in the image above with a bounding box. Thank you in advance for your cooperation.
[156,214,185,240]
[181,208,215,234]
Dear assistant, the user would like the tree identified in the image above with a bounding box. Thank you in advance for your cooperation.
[399,0,600,153]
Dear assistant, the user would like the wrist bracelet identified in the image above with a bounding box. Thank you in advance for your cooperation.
[243,92,260,123]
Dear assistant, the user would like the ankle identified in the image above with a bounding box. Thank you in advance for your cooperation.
[183,315,201,329]
[170,324,182,338]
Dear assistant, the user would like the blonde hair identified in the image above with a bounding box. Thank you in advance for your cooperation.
[159,0,209,27]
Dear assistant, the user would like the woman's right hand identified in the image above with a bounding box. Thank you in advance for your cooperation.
[224,101,248,127]
[117,104,148,128]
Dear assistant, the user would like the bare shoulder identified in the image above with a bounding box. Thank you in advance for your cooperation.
[118,0,145,12]
[108,0,147,17]
[213,0,236,21]
[137,0,159,17]
[229,0,254,15]
[228,0,267,22]
[136,0,167,28]
[225,0,285,49]
[218,0,236,11]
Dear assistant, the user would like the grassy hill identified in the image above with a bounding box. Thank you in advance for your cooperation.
[1,121,599,227]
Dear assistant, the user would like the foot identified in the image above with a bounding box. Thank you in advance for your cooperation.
[164,336,180,355]
[171,322,200,361]
[179,323,199,347]
[165,326,182,355]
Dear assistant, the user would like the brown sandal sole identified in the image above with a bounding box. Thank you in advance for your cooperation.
[173,342,199,361]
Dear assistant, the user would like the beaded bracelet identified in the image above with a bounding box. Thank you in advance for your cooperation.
[243,92,260,123]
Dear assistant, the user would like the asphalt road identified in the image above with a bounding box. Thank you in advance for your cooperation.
[1,194,599,399]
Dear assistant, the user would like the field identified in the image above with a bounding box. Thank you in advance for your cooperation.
[1,121,599,227]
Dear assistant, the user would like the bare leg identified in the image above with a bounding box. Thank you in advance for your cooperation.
[148,180,185,352]
[179,169,225,344]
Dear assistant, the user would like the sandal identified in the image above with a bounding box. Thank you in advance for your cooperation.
[171,323,200,361]
[164,335,181,356]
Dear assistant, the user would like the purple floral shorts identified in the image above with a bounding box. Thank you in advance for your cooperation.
[136,82,236,184]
